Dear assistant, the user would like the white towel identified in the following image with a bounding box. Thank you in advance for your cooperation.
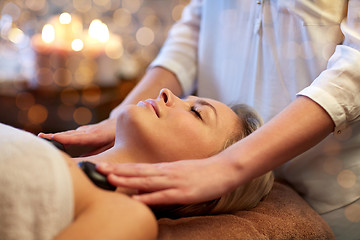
[0,124,74,240]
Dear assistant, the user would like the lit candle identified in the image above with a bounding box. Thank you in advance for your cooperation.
[82,19,110,56]
[32,12,83,52]
[31,13,123,88]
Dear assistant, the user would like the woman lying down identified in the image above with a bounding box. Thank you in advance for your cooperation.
[1,89,273,240]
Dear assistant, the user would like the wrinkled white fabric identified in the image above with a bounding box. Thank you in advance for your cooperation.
[150,1,360,239]
[0,124,74,240]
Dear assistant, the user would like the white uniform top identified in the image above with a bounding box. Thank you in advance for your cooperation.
[150,0,360,239]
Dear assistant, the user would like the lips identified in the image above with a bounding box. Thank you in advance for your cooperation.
[144,99,160,118]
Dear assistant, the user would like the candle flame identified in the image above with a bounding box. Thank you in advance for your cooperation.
[72,38,84,51]
[89,19,109,42]
[59,13,72,24]
[41,24,55,43]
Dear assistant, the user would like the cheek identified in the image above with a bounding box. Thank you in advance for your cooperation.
[116,109,223,160]
[168,117,204,141]
[160,120,221,160]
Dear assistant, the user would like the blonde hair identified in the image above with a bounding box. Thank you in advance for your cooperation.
[153,104,274,218]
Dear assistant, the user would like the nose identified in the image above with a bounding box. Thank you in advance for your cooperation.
[159,88,176,107]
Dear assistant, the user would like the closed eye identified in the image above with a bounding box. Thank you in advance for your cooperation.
[190,106,202,120]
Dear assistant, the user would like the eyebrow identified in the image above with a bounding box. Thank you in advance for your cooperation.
[195,99,218,118]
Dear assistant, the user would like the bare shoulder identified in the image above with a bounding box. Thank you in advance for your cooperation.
[60,153,158,239]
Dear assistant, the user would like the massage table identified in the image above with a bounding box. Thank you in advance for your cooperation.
[158,181,335,239]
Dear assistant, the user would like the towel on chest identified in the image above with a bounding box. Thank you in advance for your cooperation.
[0,124,74,240]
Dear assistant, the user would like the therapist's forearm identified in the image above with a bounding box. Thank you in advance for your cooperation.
[222,96,335,186]
[110,67,182,118]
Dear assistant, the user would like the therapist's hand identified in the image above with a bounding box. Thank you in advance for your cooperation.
[97,156,240,205]
[38,118,117,156]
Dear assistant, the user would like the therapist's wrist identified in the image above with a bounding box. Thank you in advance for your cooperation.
[207,153,245,194]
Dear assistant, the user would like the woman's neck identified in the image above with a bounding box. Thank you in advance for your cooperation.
[74,144,154,165]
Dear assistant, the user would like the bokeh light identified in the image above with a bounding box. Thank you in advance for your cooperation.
[8,27,24,44]
[122,0,143,14]
[88,19,109,42]
[71,38,84,51]
[0,0,190,133]
[25,0,47,12]
[28,104,48,124]
[113,8,132,28]
[54,68,72,87]
[59,12,71,24]
[344,203,360,223]
[136,26,154,46]
[337,170,357,189]
[41,24,55,43]
[2,2,21,21]
[81,84,101,106]
[73,106,92,125]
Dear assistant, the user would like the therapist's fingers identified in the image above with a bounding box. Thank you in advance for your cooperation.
[107,174,172,192]
[97,162,164,177]
[39,118,116,147]
[108,173,197,205]
[53,129,107,146]
[39,129,86,142]
[97,158,233,206]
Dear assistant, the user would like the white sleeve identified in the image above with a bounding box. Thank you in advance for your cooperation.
[297,0,360,134]
[149,0,202,96]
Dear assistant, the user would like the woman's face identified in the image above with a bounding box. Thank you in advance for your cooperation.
[116,89,241,162]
